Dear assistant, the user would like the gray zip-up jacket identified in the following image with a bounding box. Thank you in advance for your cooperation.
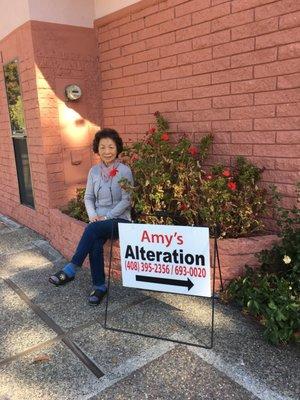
[84,162,133,221]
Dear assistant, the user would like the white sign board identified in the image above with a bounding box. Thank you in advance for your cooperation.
[118,223,211,297]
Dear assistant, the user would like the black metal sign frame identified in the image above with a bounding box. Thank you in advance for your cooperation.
[104,218,223,349]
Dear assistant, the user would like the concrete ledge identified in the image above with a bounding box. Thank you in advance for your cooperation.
[48,209,122,279]
[216,234,279,289]
[49,209,279,290]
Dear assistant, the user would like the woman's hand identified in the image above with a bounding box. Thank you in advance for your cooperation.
[89,216,106,223]
[90,215,102,222]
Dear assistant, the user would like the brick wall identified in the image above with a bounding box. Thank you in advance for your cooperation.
[95,0,300,208]
[49,209,123,276]
[0,22,50,236]
[31,21,102,208]
[0,21,102,237]
[1,0,298,242]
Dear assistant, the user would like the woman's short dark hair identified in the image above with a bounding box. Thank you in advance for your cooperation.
[92,128,123,155]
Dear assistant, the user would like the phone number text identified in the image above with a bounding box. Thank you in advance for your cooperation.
[124,261,207,278]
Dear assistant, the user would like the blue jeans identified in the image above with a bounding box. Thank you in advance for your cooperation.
[71,218,129,286]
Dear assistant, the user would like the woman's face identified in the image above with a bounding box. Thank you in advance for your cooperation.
[98,137,118,165]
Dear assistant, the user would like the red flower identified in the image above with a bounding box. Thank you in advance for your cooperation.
[206,174,213,180]
[131,154,139,162]
[222,169,231,177]
[149,127,156,133]
[180,202,187,210]
[188,146,198,156]
[161,132,169,141]
[154,111,160,117]
[227,182,237,191]
[109,167,119,177]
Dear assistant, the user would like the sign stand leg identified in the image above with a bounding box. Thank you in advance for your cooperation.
[104,223,222,349]
[215,235,224,292]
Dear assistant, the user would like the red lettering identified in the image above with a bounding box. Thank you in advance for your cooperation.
[141,230,151,242]
[177,235,183,245]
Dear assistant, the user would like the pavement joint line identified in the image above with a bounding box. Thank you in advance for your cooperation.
[0,296,154,368]
[0,284,156,368]
[0,319,104,367]
[84,333,192,399]
[2,278,105,379]
[189,346,295,400]
[83,338,177,400]
[0,293,163,372]
[0,336,62,367]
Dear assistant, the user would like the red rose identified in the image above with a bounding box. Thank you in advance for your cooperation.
[161,132,169,141]
[109,167,119,177]
[131,154,139,162]
[149,127,156,133]
[227,182,237,191]
[222,169,231,177]
[180,202,187,210]
[188,146,198,156]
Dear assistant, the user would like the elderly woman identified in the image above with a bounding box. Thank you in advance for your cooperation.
[49,128,133,305]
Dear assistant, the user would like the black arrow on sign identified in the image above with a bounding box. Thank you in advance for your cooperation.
[136,275,194,291]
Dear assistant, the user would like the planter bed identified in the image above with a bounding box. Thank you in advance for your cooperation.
[49,209,278,291]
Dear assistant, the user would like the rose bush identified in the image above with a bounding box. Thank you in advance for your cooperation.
[64,112,268,238]
[198,156,267,237]
[120,111,268,238]
[119,111,212,227]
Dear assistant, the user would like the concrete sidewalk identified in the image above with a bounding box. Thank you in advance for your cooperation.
[0,214,299,400]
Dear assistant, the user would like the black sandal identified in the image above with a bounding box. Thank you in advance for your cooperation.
[88,289,107,306]
[49,270,75,286]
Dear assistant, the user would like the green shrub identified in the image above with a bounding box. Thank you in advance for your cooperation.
[62,188,89,223]
[63,112,269,238]
[225,267,299,345]
[198,156,267,237]
[120,111,268,237]
[120,111,213,227]
[258,184,300,291]
[223,184,300,345]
